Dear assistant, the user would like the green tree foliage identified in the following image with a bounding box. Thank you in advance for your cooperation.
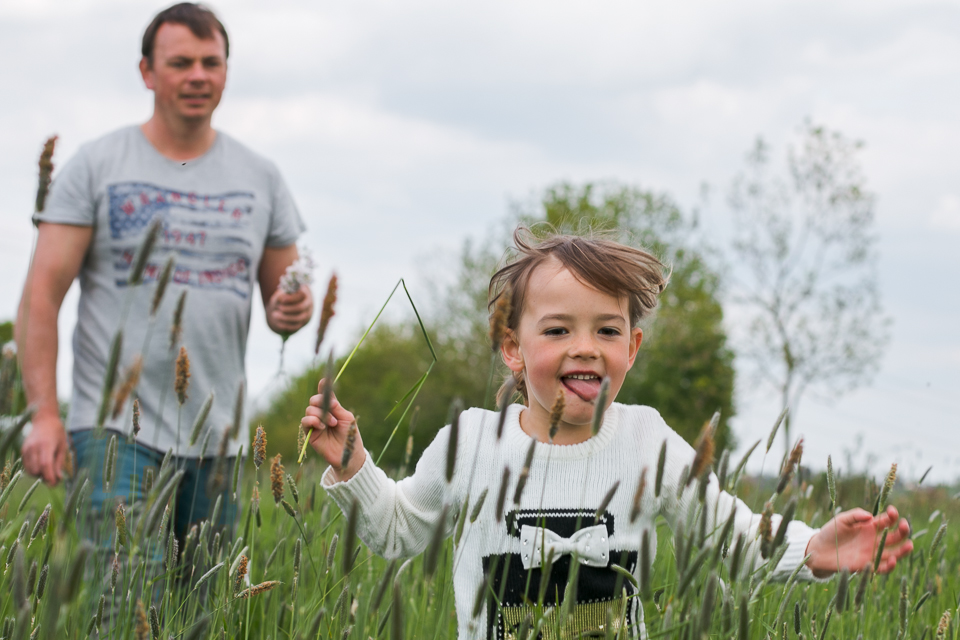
[258,181,736,467]
[0,320,28,416]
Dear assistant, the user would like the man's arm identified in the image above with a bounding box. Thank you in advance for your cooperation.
[258,244,313,335]
[16,222,93,485]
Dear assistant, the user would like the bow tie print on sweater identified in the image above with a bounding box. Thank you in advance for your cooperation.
[518,524,611,570]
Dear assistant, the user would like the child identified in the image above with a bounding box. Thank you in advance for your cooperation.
[301,229,912,639]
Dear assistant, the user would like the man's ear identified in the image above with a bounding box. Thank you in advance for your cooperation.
[500,329,525,374]
[139,57,155,90]
[626,327,643,369]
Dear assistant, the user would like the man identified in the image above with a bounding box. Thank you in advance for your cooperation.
[16,3,312,540]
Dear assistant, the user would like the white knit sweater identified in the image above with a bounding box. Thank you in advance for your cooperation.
[323,403,818,639]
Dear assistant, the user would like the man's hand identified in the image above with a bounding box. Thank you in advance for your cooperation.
[266,286,313,335]
[805,506,913,577]
[21,408,69,486]
[301,379,366,482]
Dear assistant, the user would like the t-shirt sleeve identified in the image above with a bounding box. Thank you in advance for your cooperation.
[265,165,305,248]
[33,146,96,227]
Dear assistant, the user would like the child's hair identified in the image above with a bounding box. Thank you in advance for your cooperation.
[488,227,668,403]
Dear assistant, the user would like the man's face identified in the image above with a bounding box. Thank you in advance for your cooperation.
[140,22,227,124]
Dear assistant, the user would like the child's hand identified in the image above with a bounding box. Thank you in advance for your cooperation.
[805,506,913,578]
[301,379,366,482]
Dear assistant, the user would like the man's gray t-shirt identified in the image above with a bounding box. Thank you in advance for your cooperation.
[35,126,305,456]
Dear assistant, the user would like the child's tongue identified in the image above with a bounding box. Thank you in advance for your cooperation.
[562,376,601,401]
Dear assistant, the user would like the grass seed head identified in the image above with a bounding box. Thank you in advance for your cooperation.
[827,455,837,508]
[36,563,48,601]
[112,356,143,420]
[235,581,281,599]
[253,425,267,469]
[327,533,339,570]
[150,255,175,317]
[110,556,119,592]
[595,480,620,524]
[899,576,908,633]
[129,218,162,287]
[29,504,51,547]
[876,462,898,516]
[189,391,214,446]
[175,347,190,406]
[835,569,849,613]
[149,605,160,640]
[343,500,359,575]
[469,488,488,523]
[590,377,610,436]
[488,284,511,352]
[234,555,248,593]
[777,438,804,495]
[285,473,299,504]
[170,290,187,349]
[115,503,127,549]
[315,272,338,354]
[767,406,788,453]
[630,468,647,523]
[445,399,462,483]
[103,434,118,491]
[270,454,284,504]
[231,381,245,440]
[35,135,58,213]
[96,331,124,432]
[495,467,511,523]
[512,439,536,505]
[655,440,667,498]
[132,398,141,438]
[759,501,774,559]
[548,388,564,442]
[689,417,716,484]
[936,610,951,640]
[135,600,149,640]
[495,376,517,439]
[297,423,307,463]
[293,538,301,577]
[341,423,358,477]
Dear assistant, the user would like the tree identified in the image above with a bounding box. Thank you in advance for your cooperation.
[257,181,738,466]
[728,122,890,457]
[517,182,736,452]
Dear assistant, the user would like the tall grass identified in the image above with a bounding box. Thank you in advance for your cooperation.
[1,403,959,639]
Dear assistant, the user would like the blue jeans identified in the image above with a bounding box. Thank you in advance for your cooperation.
[71,429,239,548]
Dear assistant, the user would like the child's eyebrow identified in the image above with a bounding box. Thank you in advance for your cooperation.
[537,313,627,325]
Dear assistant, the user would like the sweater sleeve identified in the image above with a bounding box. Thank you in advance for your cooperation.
[654,422,825,583]
[321,426,459,560]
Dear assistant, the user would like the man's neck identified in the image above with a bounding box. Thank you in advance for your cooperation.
[141,113,217,162]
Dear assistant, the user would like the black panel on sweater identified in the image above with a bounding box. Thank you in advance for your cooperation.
[480,509,637,640]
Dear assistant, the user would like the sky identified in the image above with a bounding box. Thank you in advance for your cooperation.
[1,0,958,482]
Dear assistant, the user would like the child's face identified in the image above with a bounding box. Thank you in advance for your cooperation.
[501,258,643,440]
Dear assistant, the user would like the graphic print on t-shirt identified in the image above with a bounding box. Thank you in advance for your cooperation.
[108,182,255,299]
[481,508,638,639]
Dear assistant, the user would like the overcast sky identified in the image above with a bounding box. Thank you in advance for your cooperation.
[2,0,958,482]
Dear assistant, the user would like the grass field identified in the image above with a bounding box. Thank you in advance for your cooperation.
[1,408,958,640]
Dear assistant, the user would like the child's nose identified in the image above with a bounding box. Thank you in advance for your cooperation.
[569,333,600,358]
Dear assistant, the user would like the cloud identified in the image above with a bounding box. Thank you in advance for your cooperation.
[929,194,960,231]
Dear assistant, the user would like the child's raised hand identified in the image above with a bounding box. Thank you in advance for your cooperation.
[804,505,913,577]
[301,379,366,482]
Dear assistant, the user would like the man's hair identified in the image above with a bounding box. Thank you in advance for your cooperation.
[142,3,229,65]
[488,227,668,403]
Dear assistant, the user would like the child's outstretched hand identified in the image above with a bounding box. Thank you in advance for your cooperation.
[301,379,366,482]
[805,506,913,578]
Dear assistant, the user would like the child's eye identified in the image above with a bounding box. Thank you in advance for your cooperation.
[599,327,622,337]
[544,327,568,336]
